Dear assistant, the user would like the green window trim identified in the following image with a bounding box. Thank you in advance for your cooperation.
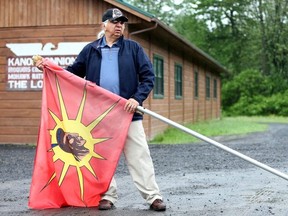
[175,63,183,99]
[206,75,211,99]
[194,70,199,98]
[153,54,164,99]
[213,78,217,98]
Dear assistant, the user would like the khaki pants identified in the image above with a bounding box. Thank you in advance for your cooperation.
[101,120,163,205]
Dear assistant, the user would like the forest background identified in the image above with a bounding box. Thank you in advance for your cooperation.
[126,0,288,116]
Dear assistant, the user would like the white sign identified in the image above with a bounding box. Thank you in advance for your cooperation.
[6,42,89,56]
[6,42,89,91]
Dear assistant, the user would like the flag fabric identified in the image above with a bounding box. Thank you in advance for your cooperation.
[28,58,133,209]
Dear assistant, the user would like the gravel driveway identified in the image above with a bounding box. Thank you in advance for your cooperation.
[1,123,288,216]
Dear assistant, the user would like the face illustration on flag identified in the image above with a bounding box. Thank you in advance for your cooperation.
[28,59,132,209]
[54,128,90,162]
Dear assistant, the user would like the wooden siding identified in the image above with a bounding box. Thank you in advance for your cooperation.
[0,0,144,28]
[0,0,100,27]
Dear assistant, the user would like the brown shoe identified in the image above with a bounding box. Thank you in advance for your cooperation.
[150,199,166,211]
[98,199,114,210]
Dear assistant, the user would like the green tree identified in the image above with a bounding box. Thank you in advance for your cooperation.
[222,69,272,115]
[251,0,288,77]
[125,0,179,25]
[176,0,253,75]
[172,14,209,51]
[222,69,270,107]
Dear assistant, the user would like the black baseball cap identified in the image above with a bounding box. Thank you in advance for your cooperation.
[102,8,128,22]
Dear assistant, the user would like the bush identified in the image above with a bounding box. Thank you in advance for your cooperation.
[225,91,288,116]
[263,91,288,116]
[222,69,288,116]
[222,69,271,109]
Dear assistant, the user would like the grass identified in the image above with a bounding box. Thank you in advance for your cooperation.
[149,116,288,144]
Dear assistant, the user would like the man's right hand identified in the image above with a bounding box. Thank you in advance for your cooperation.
[32,55,44,71]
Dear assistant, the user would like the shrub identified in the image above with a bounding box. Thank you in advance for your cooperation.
[225,90,288,116]
[222,69,288,116]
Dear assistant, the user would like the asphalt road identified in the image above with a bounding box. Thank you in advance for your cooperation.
[1,123,288,216]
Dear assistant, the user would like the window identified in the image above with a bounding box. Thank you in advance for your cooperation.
[153,55,164,98]
[194,69,199,98]
[206,75,210,99]
[213,79,217,98]
[174,63,182,99]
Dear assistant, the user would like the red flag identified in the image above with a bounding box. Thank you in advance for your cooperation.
[28,58,133,209]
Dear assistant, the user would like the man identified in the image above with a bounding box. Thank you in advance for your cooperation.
[65,8,166,211]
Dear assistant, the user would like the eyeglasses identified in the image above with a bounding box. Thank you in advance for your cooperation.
[109,19,125,25]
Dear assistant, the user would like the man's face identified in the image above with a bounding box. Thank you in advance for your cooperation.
[104,19,126,39]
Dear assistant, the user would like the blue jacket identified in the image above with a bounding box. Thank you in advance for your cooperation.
[66,36,155,121]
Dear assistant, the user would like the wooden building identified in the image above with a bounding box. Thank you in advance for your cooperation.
[0,0,226,144]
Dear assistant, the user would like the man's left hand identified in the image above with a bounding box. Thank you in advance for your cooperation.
[124,98,139,113]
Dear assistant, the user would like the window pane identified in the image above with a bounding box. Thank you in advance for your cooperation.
[213,79,217,98]
[194,71,198,98]
[153,55,164,97]
[175,64,182,98]
[206,76,210,98]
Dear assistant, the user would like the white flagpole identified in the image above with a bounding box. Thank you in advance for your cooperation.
[137,106,288,181]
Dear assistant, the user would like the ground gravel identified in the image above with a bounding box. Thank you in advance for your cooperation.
[0,123,288,216]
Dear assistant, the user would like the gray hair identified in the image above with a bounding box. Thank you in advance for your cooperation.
[97,21,108,39]
[97,30,105,39]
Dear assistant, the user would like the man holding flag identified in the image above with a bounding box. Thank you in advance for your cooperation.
[33,7,166,212]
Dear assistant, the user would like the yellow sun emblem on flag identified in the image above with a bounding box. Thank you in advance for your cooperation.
[43,77,118,202]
